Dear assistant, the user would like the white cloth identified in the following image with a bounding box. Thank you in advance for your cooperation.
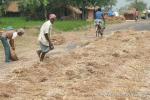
[7,32,18,46]
[1,31,18,39]
[12,32,18,39]
[38,20,52,46]
[114,12,119,16]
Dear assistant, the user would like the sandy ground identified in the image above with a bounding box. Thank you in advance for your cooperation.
[0,23,150,100]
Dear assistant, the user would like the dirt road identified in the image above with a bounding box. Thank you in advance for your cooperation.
[105,20,150,33]
[0,20,150,100]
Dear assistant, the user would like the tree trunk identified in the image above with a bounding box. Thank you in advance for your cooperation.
[44,6,47,20]
[82,4,85,19]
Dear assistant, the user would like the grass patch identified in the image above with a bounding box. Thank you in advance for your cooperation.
[0,17,44,29]
[54,20,89,31]
[0,17,89,31]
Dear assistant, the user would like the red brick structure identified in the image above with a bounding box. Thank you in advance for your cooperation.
[87,7,99,20]
[124,8,136,20]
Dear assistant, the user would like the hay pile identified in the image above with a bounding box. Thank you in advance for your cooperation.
[0,82,16,100]
[0,30,150,99]
[51,35,65,45]
[105,16,126,24]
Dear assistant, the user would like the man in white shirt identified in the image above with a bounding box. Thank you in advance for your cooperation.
[0,28,25,62]
[37,14,56,61]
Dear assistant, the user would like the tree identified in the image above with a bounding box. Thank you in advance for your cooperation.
[108,0,117,8]
[127,0,147,11]
[0,0,2,16]
[19,0,118,20]
[41,0,49,20]
[90,0,117,7]
[127,0,147,12]
[0,0,12,15]
[20,0,78,20]
[19,0,49,20]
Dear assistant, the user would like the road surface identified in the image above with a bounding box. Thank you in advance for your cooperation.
[105,20,150,33]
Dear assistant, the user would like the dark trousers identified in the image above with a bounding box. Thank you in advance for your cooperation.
[0,36,11,62]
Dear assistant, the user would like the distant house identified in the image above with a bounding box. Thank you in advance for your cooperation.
[124,8,136,20]
[6,1,20,16]
[58,6,82,20]
[7,1,19,12]
[86,6,99,20]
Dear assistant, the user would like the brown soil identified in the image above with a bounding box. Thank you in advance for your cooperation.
[51,35,65,45]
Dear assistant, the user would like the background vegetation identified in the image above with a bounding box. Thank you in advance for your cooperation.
[0,17,89,31]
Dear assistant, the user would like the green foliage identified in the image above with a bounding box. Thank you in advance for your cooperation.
[128,0,147,12]
[2,0,118,19]
[0,0,9,15]
[19,0,42,19]
[0,6,2,16]
[89,0,117,7]
[0,17,89,31]
[42,0,49,6]
[127,0,147,12]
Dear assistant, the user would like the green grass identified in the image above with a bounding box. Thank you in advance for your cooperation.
[0,17,44,29]
[0,17,89,31]
[54,20,89,31]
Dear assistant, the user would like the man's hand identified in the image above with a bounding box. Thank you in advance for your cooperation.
[49,42,54,50]
[44,34,54,50]
[12,47,15,50]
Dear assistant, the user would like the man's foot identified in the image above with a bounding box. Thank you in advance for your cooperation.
[5,60,11,63]
[40,52,46,62]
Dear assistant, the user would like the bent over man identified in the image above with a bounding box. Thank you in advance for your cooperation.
[0,28,25,62]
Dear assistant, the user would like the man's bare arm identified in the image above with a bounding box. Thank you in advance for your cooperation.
[44,34,54,49]
[9,39,15,50]
[44,34,51,43]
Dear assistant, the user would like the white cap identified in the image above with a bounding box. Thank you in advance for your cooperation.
[49,14,56,19]
[17,28,25,34]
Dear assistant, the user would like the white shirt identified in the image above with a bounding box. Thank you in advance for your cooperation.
[1,31,18,39]
[12,32,18,39]
[38,20,52,46]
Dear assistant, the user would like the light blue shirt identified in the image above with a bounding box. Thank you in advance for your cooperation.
[95,11,104,19]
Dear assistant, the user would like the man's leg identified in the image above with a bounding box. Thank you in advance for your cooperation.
[39,42,50,62]
[101,20,105,36]
[36,50,42,58]
[37,42,43,59]
[1,37,11,62]
[40,52,46,62]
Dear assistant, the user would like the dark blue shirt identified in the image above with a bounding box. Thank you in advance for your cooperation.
[95,11,103,19]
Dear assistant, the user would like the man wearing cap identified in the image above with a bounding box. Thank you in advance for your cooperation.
[0,28,25,62]
[37,14,56,61]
